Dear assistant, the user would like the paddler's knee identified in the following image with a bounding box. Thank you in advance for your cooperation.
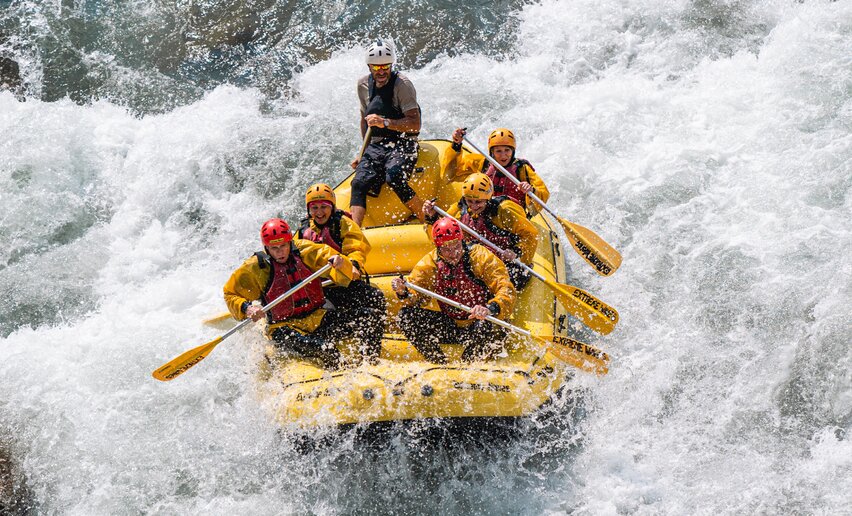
[271,328,342,370]
[416,343,448,365]
[508,263,532,291]
[349,205,367,227]
[461,340,503,363]
[319,348,342,370]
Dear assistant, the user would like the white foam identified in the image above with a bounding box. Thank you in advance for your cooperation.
[1,0,850,512]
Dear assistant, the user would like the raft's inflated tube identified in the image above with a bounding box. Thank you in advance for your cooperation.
[263,140,573,428]
[362,224,434,275]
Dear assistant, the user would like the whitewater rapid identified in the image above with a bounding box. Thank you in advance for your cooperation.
[1,0,850,513]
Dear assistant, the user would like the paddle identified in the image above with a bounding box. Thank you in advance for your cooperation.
[202,281,337,327]
[403,281,609,375]
[358,126,373,159]
[462,136,622,277]
[432,205,618,335]
[203,312,233,325]
[153,263,336,382]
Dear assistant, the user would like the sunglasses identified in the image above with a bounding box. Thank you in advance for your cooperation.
[369,64,391,71]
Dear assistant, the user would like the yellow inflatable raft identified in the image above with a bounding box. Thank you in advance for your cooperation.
[260,140,579,428]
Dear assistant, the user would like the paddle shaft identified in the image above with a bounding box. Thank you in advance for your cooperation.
[403,281,610,374]
[255,263,331,319]
[358,126,373,159]
[462,136,554,218]
[220,263,331,339]
[432,205,544,282]
[403,282,533,339]
[204,280,336,326]
[431,205,618,334]
[154,263,333,381]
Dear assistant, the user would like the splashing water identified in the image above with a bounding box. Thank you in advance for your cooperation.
[1,0,850,513]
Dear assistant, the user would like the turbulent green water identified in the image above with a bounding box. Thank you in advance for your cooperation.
[1,0,850,514]
[1,0,526,113]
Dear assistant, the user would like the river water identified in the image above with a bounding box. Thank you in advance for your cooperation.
[1,0,850,514]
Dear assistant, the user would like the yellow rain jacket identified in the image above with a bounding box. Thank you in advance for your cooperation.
[442,147,550,217]
[401,244,515,326]
[223,239,349,335]
[296,211,371,271]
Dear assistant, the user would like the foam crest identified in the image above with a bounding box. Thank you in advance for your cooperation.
[0,0,850,512]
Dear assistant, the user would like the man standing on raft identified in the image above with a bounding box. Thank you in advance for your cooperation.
[349,38,425,226]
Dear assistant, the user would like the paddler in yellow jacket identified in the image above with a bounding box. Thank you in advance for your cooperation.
[224,218,384,368]
[390,217,515,364]
[423,173,538,290]
[443,127,550,218]
[295,183,387,315]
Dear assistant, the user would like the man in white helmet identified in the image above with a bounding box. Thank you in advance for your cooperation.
[349,38,425,226]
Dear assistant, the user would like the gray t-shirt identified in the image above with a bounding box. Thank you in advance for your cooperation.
[357,72,419,116]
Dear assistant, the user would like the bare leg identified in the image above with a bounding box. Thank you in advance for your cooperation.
[350,205,366,227]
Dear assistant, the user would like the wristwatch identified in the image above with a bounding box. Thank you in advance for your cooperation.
[383,118,390,128]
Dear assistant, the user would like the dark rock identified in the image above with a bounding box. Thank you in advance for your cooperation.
[0,443,35,515]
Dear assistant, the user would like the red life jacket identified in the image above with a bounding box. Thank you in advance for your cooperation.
[297,210,352,253]
[484,159,532,209]
[434,245,492,320]
[458,197,520,263]
[258,250,325,323]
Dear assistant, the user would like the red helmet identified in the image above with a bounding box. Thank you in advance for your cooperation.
[260,218,293,247]
[432,217,463,247]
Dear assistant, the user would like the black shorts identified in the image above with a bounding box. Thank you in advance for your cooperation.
[350,137,419,206]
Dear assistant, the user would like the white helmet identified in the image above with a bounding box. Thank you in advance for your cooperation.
[366,39,396,65]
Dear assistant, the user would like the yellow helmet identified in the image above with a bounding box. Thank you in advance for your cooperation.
[488,128,516,153]
[462,173,494,201]
[305,183,336,206]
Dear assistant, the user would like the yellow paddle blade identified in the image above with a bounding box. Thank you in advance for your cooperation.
[544,278,619,335]
[533,334,609,375]
[152,337,223,382]
[202,312,232,326]
[558,217,622,277]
